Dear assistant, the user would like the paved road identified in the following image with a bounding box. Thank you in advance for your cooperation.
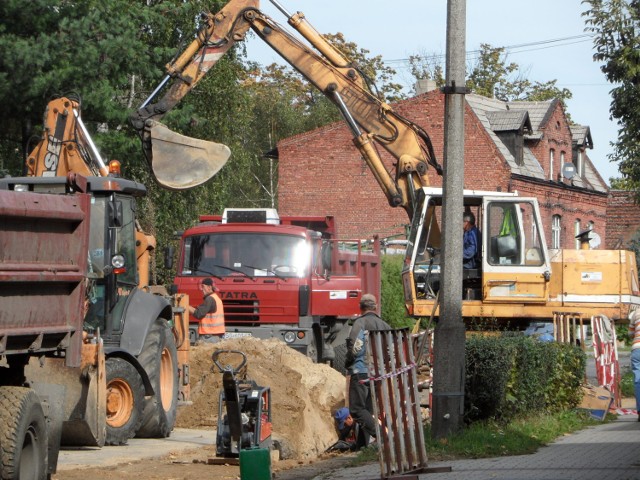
[314,414,640,480]
[56,428,215,470]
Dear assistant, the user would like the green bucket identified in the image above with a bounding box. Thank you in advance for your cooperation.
[239,447,272,480]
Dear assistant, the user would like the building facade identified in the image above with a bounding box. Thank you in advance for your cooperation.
[277,89,633,251]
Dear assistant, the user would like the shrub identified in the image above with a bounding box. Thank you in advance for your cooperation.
[380,254,412,328]
[464,334,586,423]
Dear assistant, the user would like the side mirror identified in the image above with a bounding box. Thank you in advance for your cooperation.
[321,242,332,271]
[164,245,175,270]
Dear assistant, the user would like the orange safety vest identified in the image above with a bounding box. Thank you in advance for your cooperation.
[198,293,225,335]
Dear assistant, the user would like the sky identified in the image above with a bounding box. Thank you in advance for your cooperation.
[243,0,620,185]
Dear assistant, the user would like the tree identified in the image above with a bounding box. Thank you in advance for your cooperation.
[409,44,573,104]
[582,0,640,188]
[468,44,573,103]
[408,52,446,89]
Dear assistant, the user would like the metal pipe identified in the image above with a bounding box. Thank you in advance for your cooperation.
[268,0,293,18]
[141,75,170,109]
[73,109,108,176]
[328,88,361,136]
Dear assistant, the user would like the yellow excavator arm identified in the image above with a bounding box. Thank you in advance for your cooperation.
[130,0,442,216]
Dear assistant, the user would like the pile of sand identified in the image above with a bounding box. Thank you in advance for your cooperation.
[176,337,346,460]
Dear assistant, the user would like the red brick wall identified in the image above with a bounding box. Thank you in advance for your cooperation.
[527,103,573,182]
[277,91,619,249]
[278,91,511,240]
[607,190,640,249]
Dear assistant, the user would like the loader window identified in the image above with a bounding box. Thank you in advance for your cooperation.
[113,195,137,286]
[88,197,107,278]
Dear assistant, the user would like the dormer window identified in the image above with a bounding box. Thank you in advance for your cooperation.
[486,110,531,167]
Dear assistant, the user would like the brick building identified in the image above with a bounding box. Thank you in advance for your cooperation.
[276,89,633,250]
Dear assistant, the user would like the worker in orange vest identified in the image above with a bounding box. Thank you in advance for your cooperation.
[189,278,225,339]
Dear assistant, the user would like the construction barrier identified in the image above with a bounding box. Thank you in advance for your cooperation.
[552,311,586,350]
[591,314,621,407]
[366,329,429,479]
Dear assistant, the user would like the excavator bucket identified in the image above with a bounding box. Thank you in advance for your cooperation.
[148,121,231,190]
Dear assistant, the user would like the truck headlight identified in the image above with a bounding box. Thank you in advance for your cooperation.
[283,331,296,344]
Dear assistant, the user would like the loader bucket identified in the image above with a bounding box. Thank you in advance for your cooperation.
[148,121,231,190]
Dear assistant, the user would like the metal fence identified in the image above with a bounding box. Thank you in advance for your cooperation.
[366,328,429,478]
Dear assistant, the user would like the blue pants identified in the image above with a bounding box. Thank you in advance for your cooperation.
[631,348,640,412]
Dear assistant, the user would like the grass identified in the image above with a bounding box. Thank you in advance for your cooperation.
[351,409,603,465]
[424,410,602,461]
[620,370,635,398]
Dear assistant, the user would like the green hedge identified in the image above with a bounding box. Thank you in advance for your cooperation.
[380,255,586,423]
[465,335,585,423]
[380,255,411,328]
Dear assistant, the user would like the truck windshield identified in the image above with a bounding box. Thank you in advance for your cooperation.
[181,233,309,278]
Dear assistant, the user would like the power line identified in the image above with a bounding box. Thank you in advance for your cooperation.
[384,33,594,66]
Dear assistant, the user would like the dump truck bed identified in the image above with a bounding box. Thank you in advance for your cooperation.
[0,188,91,367]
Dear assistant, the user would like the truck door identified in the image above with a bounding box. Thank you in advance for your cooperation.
[309,238,364,317]
[482,197,551,303]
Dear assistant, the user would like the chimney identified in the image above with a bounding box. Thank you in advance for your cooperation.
[415,79,438,95]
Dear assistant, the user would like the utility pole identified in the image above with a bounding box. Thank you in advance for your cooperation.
[431,0,467,440]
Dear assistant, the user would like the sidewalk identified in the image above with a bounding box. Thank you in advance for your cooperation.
[314,413,640,480]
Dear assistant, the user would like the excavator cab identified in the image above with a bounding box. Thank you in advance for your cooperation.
[403,188,552,317]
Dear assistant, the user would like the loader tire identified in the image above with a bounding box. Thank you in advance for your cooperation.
[136,318,179,438]
[0,387,47,480]
[105,358,144,445]
[332,343,348,375]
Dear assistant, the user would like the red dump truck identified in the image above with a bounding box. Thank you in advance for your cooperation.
[172,208,381,368]
[0,180,105,479]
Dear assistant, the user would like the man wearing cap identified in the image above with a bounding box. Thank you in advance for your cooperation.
[333,407,362,451]
[345,293,390,444]
[189,278,225,339]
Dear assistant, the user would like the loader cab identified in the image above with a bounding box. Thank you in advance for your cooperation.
[84,191,139,336]
[403,188,551,310]
[0,175,145,336]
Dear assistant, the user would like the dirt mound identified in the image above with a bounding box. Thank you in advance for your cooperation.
[176,337,346,460]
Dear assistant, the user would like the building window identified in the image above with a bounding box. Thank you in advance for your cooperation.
[552,215,561,249]
[549,149,555,181]
[574,219,581,249]
[576,150,584,177]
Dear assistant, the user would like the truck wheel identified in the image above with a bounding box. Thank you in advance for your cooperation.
[0,387,47,480]
[306,335,320,363]
[105,358,144,445]
[136,318,179,438]
[332,343,347,375]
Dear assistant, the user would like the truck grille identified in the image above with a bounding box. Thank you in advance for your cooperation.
[222,299,259,325]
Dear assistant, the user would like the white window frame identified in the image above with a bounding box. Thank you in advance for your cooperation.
[577,150,584,177]
[549,149,555,181]
[574,219,581,250]
[551,215,561,249]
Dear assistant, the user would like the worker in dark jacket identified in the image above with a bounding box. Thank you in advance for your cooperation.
[189,278,225,339]
[345,293,390,445]
[463,211,481,269]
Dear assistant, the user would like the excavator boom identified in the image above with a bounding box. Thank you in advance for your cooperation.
[131,0,441,213]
